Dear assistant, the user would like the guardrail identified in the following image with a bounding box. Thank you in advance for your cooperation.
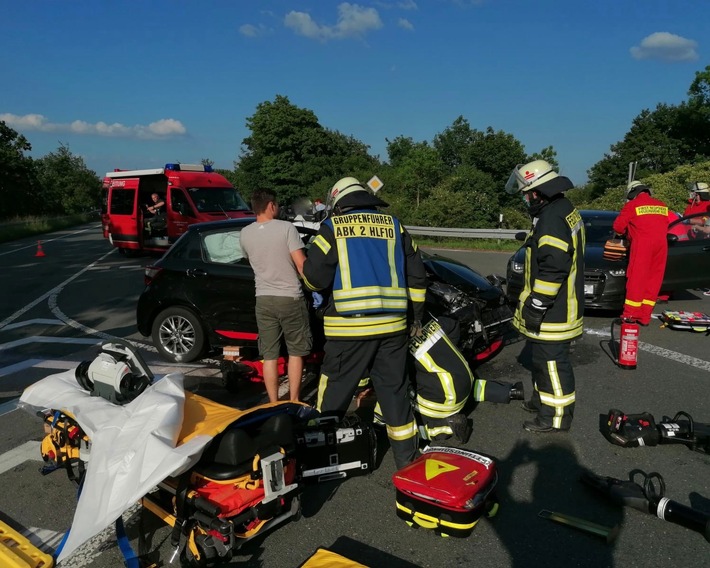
[404,226,523,239]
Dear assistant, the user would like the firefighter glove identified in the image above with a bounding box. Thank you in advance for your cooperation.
[522,296,547,335]
[409,320,423,338]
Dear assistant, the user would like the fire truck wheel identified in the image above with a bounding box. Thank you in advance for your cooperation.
[152,306,206,363]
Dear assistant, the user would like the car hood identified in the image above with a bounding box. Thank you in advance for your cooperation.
[422,253,502,301]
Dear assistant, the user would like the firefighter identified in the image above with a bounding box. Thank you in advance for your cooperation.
[301,176,428,469]
[683,182,710,219]
[374,316,524,443]
[612,181,669,325]
[505,160,585,433]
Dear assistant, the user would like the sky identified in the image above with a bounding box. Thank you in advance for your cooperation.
[1,0,708,186]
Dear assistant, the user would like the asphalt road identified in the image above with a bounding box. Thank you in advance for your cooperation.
[1,225,709,568]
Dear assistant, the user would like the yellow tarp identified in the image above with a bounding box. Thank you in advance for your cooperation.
[300,548,368,568]
[178,393,310,445]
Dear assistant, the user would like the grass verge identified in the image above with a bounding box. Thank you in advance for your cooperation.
[0,214,98,244]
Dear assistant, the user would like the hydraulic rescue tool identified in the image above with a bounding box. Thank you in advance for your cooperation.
[603,408,710,453]
[581,469,710,543]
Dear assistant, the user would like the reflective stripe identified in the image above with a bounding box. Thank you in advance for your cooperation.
[417,395,466,418]
[313,235,330,255]
[387,420,418,441]
[425,425,453,438]
[334,286,408,299]
[473,379,487,402]
[323,314,407,337]
[301,274,319,291]
[336,238,351,289]
[333,298,408,312]
[388,237,399,288]
[642,299,656,307]
[408,287,426,303]
[539,235,568,252]
[358,377,371,388]
[624,299,643,307]
[533,278,561,296]
[316,373,328,411]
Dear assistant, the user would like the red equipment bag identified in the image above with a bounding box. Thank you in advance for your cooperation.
[392,446,498,537]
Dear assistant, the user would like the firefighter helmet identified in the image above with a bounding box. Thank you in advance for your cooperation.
[328,176,388,211]
[689,181,709,195]
[505,160,573,197]
[626,180,651,200]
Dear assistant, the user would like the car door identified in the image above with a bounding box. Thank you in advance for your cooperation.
[192,226,258,338]
[663,213,710,290]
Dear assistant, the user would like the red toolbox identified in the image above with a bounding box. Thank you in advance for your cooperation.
[392,446,499,537]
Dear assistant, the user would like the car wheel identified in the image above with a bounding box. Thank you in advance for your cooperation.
[152,307,206,363]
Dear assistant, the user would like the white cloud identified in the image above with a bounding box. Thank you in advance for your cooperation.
[398,18,414,30]
[0,113,187,139]
[397,0,418,9]
[285,3,383,42]
[630,32,699,62]
[239,23,271,37]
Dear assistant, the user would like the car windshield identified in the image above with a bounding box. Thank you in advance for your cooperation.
[188,187,251,213]
[582,214,617,244]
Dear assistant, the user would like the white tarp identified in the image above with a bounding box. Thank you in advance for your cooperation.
[19,370,213,562]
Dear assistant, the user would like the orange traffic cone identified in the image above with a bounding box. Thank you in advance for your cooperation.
[35,240,46,257]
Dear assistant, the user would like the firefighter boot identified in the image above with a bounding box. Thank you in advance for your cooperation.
[447,413,472,444]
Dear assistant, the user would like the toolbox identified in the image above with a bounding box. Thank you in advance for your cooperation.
[295,414,377,482]
[392,446,498,537]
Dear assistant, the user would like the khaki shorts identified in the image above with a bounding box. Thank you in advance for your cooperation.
[255,295,313,360]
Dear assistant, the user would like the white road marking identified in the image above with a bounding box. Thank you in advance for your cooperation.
[0,358,44,377]
[0,318,65,331]
[0,336,100,351]
[585,327,710,372]
[0,441,41,474]
[0,248,116,330]
[0,224,101,257]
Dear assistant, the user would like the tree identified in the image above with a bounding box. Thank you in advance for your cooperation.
[587,66,710,197]
[235,95,379,205]
[433,116,476,171]
[34,144,101,214]
[0,120,38,218]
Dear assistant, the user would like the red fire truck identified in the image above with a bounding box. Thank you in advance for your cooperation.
[101,163,253,255]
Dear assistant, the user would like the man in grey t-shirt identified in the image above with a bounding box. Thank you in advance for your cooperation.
[240,189,313,402]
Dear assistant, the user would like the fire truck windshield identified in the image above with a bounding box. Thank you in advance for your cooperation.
[188,187,250,213]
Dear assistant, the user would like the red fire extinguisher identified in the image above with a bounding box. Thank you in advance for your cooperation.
[611,318,639,370]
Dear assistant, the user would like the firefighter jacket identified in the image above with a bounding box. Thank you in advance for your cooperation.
[514,196,586,342]
[302,208,427,339]
[409,318,472,419]
[683,200,710,219]
[612,193,669,246]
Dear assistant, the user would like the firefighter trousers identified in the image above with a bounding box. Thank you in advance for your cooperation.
[528,341,575,430]
[622,241,667,325]
[317,334,418,469]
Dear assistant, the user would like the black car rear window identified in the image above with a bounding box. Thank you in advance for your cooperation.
[169,232,203,261]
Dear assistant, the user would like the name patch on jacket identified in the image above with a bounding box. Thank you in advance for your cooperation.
[635,205,668,216]
[409,320,445,358]
[565,209,582,229]
[331,213,395,239]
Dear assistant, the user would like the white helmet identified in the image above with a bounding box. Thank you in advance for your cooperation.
[690,181,709,194]
[505,160,560,194]
[329,177,366,207]
[626,180,651,200]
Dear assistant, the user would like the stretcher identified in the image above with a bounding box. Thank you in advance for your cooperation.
[659,310,710,333]
[0,518,54,568]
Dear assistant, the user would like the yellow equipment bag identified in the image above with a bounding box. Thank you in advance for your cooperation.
[602,238,628,262]
[299,548,368,568]
[0,518,54,568]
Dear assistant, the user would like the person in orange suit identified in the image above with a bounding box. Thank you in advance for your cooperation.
[612,181,669,325]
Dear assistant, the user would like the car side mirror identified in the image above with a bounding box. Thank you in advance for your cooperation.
[486,273,507,287]
[515,231,527,242]
[667,233,678,243]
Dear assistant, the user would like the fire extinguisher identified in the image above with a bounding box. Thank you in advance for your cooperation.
[611,318,639,370]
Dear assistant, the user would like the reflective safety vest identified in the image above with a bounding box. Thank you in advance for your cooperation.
[514,197,586,342]
[303,208,427,339]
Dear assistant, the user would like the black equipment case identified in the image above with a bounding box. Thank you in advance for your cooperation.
[295,414,377,482]
[392,446,499,537]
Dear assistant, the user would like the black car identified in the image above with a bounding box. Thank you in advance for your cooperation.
[506,209,710,311]
[137,218,513,364]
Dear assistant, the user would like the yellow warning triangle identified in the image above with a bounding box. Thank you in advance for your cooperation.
[425,458,459,480]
